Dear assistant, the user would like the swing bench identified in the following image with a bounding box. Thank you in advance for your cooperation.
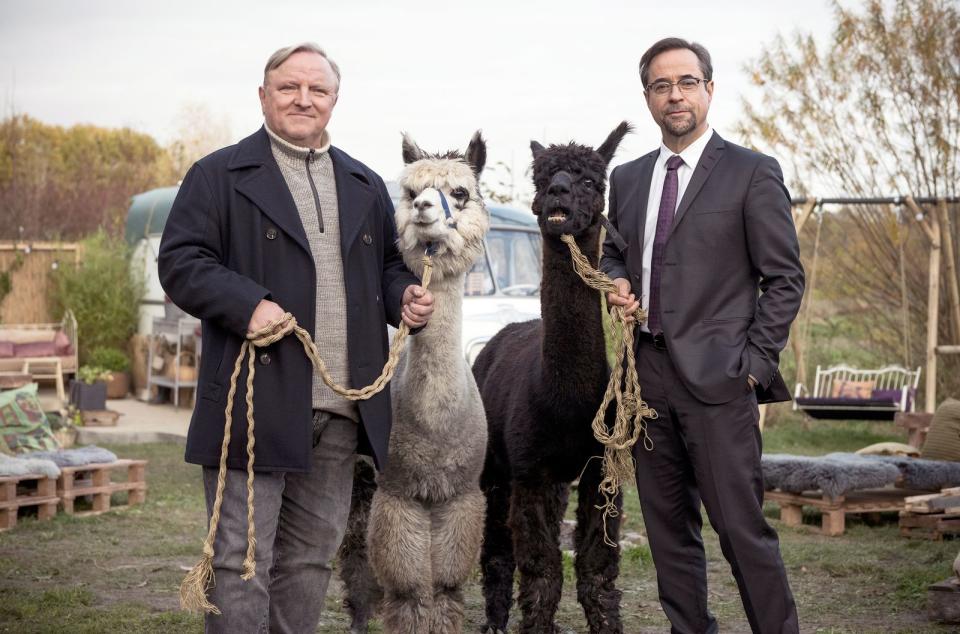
[793,364,922,421]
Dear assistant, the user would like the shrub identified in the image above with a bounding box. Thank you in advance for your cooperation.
[49,230,144,365]
[87,347,130,373]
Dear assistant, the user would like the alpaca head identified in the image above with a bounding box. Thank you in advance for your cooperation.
[394,131,489,283]
[529,122,631,240]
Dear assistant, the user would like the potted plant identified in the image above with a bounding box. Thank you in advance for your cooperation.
[70,365,110,411]
[88,347,131,399]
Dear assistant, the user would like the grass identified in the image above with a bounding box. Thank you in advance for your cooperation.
[0,414,957,633]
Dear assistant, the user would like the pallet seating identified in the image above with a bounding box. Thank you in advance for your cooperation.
[58,459,147,516]
[0,473,59,531]
[766,487,928,536]
[899,487,960,540]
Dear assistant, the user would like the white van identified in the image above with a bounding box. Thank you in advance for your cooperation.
[126,185,541,364]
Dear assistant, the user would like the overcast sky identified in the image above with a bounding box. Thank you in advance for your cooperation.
[0,0,839,194]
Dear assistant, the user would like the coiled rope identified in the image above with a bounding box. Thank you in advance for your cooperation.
[180,255,434,614]
[561,234,656,546]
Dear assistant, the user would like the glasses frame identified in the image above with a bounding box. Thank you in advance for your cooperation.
[645,77,710,97]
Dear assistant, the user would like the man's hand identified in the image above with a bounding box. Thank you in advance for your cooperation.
[248,299,285,334]
[606,277,640,323]
[401,285,435,328]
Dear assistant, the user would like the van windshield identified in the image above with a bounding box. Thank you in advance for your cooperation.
[465,229,541,297]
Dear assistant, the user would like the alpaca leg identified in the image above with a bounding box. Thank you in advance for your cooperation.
[338,458,382,633]
[480,477,515,633]
[574,460,624,633]
[428,488,486,634]
[511,481,568,634]
[368,488,432,633]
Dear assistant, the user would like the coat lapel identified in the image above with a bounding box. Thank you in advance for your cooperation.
[330,147,377,257]
[632,150,658,248]
[230,127,311,255]
[669,131,726,240]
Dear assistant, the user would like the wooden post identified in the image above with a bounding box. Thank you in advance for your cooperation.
[790,199,819,391]
[937,200,960,346]
[906,197,942,414]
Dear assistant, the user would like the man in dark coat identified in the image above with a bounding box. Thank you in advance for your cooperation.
[601,38,803,633]
[158,42,433,633]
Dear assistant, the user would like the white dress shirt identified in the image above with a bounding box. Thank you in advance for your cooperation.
[639,126,713,333]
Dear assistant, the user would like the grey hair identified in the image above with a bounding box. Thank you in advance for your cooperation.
[263,42,341,89]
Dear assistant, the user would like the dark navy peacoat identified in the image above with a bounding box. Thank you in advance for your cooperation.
[158,126,419,472]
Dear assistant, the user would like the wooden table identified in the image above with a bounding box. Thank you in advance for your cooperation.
[0,371,32,390]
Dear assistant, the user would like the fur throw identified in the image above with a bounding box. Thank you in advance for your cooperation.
[763,452,960,497]
[21,445,118,467]
[0,453,61,478]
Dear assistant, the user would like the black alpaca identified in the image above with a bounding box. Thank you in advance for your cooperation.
[473,122,631,634]
[337,458,382,634]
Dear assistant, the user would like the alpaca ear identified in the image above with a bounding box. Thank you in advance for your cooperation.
[465,130,487,177]
[530,140,546,160]
[401,132,425,164]
[596,121,633,166]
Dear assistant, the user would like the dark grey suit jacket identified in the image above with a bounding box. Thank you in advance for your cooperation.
[600,131,804,404]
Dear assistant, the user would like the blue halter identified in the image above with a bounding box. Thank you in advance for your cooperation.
[425,188,457,257]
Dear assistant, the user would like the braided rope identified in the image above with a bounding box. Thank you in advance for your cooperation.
[180,255,433,613]
[561,234,656,547]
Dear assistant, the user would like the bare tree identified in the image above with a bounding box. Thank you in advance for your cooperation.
[166,102,233,181]
[737,0,960,403]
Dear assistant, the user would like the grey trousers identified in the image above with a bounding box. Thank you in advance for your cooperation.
[202,411,358,634]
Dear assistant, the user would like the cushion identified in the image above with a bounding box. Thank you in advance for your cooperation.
[0,329,55,344]
[921,398,960,462]
[870,388,902,403]
[0,341,13,358]
[856,441,920,457]
[0,383,59,454]
[14,341,57,358]
[831,379,876,399]
[53,330,72,355]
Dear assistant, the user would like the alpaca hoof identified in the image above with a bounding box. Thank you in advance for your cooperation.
[479,624,506,634]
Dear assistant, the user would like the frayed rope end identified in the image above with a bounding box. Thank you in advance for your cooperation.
[179,553,220,614]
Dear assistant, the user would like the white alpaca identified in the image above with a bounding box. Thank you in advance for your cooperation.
[363,132,490,633]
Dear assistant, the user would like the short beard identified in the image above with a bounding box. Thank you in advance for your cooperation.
[663,112,698,137]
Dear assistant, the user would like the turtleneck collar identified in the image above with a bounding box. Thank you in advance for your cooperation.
[265,124,331,160]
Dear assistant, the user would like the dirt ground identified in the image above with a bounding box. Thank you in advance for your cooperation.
[1,425,958,633]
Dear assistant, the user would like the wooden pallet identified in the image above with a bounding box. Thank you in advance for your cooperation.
[765,487,930,536]
[0,473,59,531]
[899,487,960,540]
[57,459,147,516]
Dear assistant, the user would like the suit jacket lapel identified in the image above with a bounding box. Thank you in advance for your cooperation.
[330,147,377,257]
[632,150,658,248]
[230,127,311,255]
[669,131,726,240]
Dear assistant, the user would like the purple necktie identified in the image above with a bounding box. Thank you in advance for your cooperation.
[648,154,684,335]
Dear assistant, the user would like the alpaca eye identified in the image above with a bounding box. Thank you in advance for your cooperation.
[581,178,594,188]
[451,187,468,201]
[405,187,417,199]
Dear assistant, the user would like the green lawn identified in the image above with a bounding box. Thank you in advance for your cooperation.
[0,410,956,632]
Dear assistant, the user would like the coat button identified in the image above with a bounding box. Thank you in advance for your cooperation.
[362,233,372,245]
[259,352,271,365]
[265,228,278,240]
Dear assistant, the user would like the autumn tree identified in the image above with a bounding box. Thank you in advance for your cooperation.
[0,115,177,239]
[165,102,233,181]
[737,0,960,403]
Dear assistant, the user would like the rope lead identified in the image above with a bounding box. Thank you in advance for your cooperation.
[180,255,434,613]
[561,234,656,547]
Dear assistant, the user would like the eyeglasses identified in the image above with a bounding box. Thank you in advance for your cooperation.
[646,77,708,96]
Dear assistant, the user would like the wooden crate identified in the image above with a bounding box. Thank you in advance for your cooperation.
[0,473,59,531]
[57,459,147,516]
[765,487,930,536]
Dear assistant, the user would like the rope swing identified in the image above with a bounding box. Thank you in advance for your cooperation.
[180,255,434,614]
[561,234,656,546]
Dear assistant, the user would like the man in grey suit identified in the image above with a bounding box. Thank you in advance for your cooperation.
[601,37,803,633]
